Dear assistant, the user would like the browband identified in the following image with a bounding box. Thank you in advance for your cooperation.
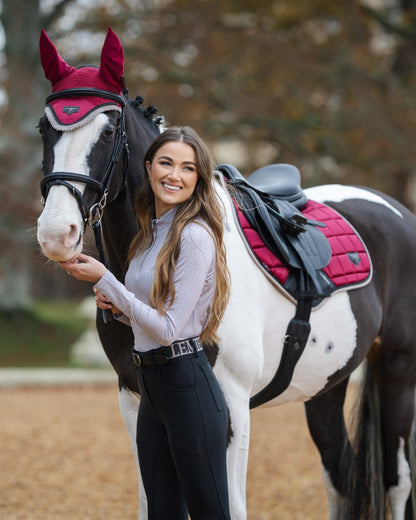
[46,88,126,106]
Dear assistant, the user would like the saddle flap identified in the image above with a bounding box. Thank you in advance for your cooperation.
[282,205,332,271]
[233,184,295,267]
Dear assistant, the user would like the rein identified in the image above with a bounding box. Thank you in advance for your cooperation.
[40,88,130,324]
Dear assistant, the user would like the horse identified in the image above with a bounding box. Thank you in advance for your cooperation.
[36,28,416,519]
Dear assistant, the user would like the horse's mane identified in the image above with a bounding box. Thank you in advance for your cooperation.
[129,94,164,127]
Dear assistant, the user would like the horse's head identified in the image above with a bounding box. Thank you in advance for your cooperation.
[37,28,128,262]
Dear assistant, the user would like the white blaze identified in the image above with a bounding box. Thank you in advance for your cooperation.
[37,114,110,261]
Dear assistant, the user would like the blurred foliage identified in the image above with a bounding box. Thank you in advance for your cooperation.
[0,300,88,366]
[60,0,416,201]
[0,0,416,310]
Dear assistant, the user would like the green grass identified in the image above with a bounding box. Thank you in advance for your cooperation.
[0,300,89,367]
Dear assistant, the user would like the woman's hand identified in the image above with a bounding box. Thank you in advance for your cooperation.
[93,287,121,315]
[58,253,107,283]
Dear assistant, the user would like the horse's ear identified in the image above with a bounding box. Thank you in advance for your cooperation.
[99,27,124,92]
[39,30,75,85]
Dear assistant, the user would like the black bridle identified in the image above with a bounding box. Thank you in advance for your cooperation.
[40,88,130,323]
[40,88,129,232]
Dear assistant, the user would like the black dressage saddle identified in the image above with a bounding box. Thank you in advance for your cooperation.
[218,163,333,408]
[226,162,307,207]
[218,163,332,300]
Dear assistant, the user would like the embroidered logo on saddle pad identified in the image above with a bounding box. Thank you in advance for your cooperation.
[236,199,372,304]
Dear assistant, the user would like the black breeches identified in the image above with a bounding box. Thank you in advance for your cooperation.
[135,350,231,520]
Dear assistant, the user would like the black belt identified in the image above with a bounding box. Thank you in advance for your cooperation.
[132,337,203,367]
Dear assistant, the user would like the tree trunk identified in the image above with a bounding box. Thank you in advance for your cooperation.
[0,0,45,310]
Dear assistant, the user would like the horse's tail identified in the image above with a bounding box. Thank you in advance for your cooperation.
[341,363,387,519]
[341,363,416,519]
[409,420,416,517]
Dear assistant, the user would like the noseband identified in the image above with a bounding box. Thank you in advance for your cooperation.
[40,88,129,232]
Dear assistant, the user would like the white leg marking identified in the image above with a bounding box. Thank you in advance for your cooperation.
[118,387,146,520]
[388,438,412,520]
[216,368,250,520]
[322,466,344,520]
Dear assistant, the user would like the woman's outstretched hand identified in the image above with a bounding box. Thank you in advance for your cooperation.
[58,253,107,283]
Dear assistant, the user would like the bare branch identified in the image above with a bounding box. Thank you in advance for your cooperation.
[360,3,416,39]
[40,0,77,31]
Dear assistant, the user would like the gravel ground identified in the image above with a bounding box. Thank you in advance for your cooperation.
[0,383,356,519]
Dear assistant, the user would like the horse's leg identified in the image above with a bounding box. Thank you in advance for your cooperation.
[118,387,146,520]
[214,361,251,520]
[368,346,415,520]
[304,377,352,520]
[226,399,250,520]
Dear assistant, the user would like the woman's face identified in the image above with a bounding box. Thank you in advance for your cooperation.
[146,141,198,218]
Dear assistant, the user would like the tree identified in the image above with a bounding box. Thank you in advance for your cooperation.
[124,0,416,204]
[1,0,415,311]
[0,0,56,310]
[0,0,158,311]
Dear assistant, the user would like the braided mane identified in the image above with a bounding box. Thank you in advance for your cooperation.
[130,94,164,127]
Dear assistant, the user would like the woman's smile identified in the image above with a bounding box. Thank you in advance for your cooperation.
[162,182,182,192]
[146,141,198,217]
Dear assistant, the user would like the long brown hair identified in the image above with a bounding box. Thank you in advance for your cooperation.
[128,126,230,343]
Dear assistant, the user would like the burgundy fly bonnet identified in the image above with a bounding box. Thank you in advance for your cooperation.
[39,27,125,130]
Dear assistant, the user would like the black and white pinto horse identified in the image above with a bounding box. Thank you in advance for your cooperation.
[36,29,416,519]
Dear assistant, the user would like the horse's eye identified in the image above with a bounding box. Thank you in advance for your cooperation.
[102,125,116,140]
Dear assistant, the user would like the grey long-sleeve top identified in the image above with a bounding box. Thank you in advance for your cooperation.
[94,208,216,352]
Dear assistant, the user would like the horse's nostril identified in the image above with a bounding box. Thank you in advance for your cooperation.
[65,224,80,248]
[69,224,78,239]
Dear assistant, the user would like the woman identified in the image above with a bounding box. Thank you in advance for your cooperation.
[60,126,231,519]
